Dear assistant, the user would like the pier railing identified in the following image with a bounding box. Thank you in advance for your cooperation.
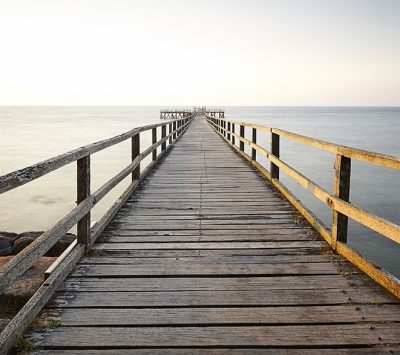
[0,115,193,351]
[206,115,400,298]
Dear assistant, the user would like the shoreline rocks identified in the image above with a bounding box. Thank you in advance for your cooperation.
[0,231,76,258]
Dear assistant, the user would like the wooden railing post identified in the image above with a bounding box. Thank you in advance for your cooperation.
[77,155,90,252]
[161,124,167,151]
[131,133,140,180]
[173,121,177,140]
[270,131,280,179]
[227,122,231,140]
[152,127,157,161]
[252,128,257,161]
[332,154,351,248]
[232,123,235,145]
[239,125,245,151]
[169,123,172,144]
[224,121,226,137]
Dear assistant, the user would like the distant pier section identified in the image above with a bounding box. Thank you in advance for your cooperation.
[160,106,225,119]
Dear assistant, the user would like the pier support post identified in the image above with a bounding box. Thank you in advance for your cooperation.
[77,155,91,253]
[161,124,167,151]
[270,131,280,179]
[252,128,257,161]
[152,128,157,161]
[173,121,177,140]
[132,133,140,180]
[240,125,245,151]
[331,155,351,248]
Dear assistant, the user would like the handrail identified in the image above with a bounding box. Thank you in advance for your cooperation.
[217,118,400,170]
[0,118,189,195]
[206,114,400,299]
[0,114,194,352]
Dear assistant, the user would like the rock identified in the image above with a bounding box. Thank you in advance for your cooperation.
[0,237,13,256]
[15,231,44,240]
[10,231,76,257]
[0,231,18,242]
[46,233,76,257]
[13,237,34,255]
[12,231,43,255]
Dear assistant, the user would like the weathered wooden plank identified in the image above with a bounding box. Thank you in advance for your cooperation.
[69,261,344,277]
[93,241,325,250]
[31,349,400,354]
[103,228,308,237]
[98,234,317,243]
[91,248,326,257]
[118,215,295,221]
[113,224,304,231]
[81,253,336,264]
[41,304,400,326]
[59,275,363,292]
[29,324,400,347]
[47,288,397,308]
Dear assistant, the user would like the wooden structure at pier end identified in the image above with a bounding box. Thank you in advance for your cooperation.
[0,108,400,353]
[161,106,225,119]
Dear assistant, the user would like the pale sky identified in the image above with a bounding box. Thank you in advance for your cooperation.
[0,0,399,106]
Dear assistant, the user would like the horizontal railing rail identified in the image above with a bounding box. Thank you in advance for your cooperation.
[0,114,194,352]
[206,115,400,299]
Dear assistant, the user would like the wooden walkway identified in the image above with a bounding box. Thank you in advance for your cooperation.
[29,115,400,353]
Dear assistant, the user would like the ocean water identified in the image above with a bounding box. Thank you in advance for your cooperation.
[0,106,399,277]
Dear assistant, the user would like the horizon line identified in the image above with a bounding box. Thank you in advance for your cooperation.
[1,104,400,108]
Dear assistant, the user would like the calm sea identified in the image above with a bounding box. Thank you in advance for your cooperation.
[0,106,399,277]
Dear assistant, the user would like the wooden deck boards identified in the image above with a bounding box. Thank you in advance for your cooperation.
[29,116,400,353]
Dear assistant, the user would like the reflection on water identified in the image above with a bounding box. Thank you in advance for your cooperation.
[31,195,67,205]
[0,106,399,276]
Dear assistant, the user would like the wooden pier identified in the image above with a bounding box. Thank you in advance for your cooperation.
[0,112,400,353]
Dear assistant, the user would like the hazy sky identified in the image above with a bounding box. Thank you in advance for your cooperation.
[0,0,399,106]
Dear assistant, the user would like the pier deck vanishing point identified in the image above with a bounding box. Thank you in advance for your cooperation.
[1,112,400,353]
